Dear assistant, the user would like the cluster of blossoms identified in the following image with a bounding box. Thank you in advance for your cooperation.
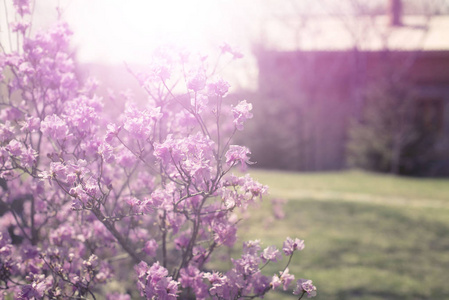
[0,1,316,299]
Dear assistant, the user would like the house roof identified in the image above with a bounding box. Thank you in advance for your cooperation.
[257,15,449,52]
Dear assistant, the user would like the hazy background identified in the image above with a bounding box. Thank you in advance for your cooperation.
[2,0,449,175]
[2,2,449,299]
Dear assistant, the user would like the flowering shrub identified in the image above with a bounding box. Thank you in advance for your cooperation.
[0,1,316,299]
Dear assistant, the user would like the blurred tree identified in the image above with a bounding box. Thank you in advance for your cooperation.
[346,80,440,175]
[343,0,446,175]
[245,0,448,175]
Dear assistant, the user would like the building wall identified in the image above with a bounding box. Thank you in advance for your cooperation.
[254,49,449,174]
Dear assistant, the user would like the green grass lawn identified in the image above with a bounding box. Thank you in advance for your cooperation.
[232,169,449,300]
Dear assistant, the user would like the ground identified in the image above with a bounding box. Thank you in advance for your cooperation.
[233,170,449,300]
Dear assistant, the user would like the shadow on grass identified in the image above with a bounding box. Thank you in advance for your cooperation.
[239,197,449,300]
[335,288,427,300]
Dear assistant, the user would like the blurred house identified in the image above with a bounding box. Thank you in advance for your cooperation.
[252,0,449,175]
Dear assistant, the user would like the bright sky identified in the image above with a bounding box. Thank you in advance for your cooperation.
[2,0,447,62]
[0,0,262,62]
[0,0,263,88]
[60,0,257,64]
[3,0,445,89]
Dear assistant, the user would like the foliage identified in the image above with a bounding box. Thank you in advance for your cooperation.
[243,169,449,300]
[347,80,439,175]
[0,1,315,299]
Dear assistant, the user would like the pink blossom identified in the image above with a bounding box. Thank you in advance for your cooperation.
[225,145,252,170]
[0,232,12,256]
[207,77,230,97]
[6,140,23,156]
[283,237,305,256]
[20,147,37,168]
[13,0,31,16]
[1,107,22,121]
[143,239,158,257]
[148,57,172,81]
[187,71,206,92]
[271,274,282,289]
[261,245,282,262]
[293,279,317,298]
[123,103,161,140]
[231,100,253,130]
[49,162,67,181]
[135,262,179,300]
[241,174,268,199]
[40,114,68,141]
[243,240,261,255]
[174,233,190,250]
[180,266,208,299]
[20,116,40,133]
[173,110,197,130]
[116,151,137,168]
[0,7,313,298]
[0,121,14,142]
[204,272,229,298]
[191,94,209,113]
[65,95,102,134]
[212,221,237,247]
[11,20,30,34]
[98,142,115,163]
[49,224,74,246]
[219,42,244,59]
[83,254,99,269]
[279,268,295,290]
[104,123,121,144]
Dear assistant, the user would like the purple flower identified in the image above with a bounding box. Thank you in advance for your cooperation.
[98,142,115,163]
[20,147,37,168]
[19,275,50,299]
[13,0,31,16]
[117,150,137,168]
[179,266,208,299]
[261,245,282,263]
[212,222,237,247]
[280,268,295,290]
[135,262,179,300]
[293,279,317,298]
[122,103,161,140]
[174,233,191,250]
[204,272,228,298]
[0,121,14,142]
[271,274,282,290]
[243,240,261,255]
[0,232,12,256]
[241,174,268,199]
[283,237,305,256]
[6,140,23,156]
[11,20,30,34]
[20,116,40,133]
[104,123,121,144]
[49,162,67,181]
[231,100,253,130]
[220,42,243,59]
[83,254,99,269]
[207,77,230,97]
[187,71,206,92]
[143,239,158,257]
[225,145,252,170]
[0,9,316,298]
[40,114,68,141]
